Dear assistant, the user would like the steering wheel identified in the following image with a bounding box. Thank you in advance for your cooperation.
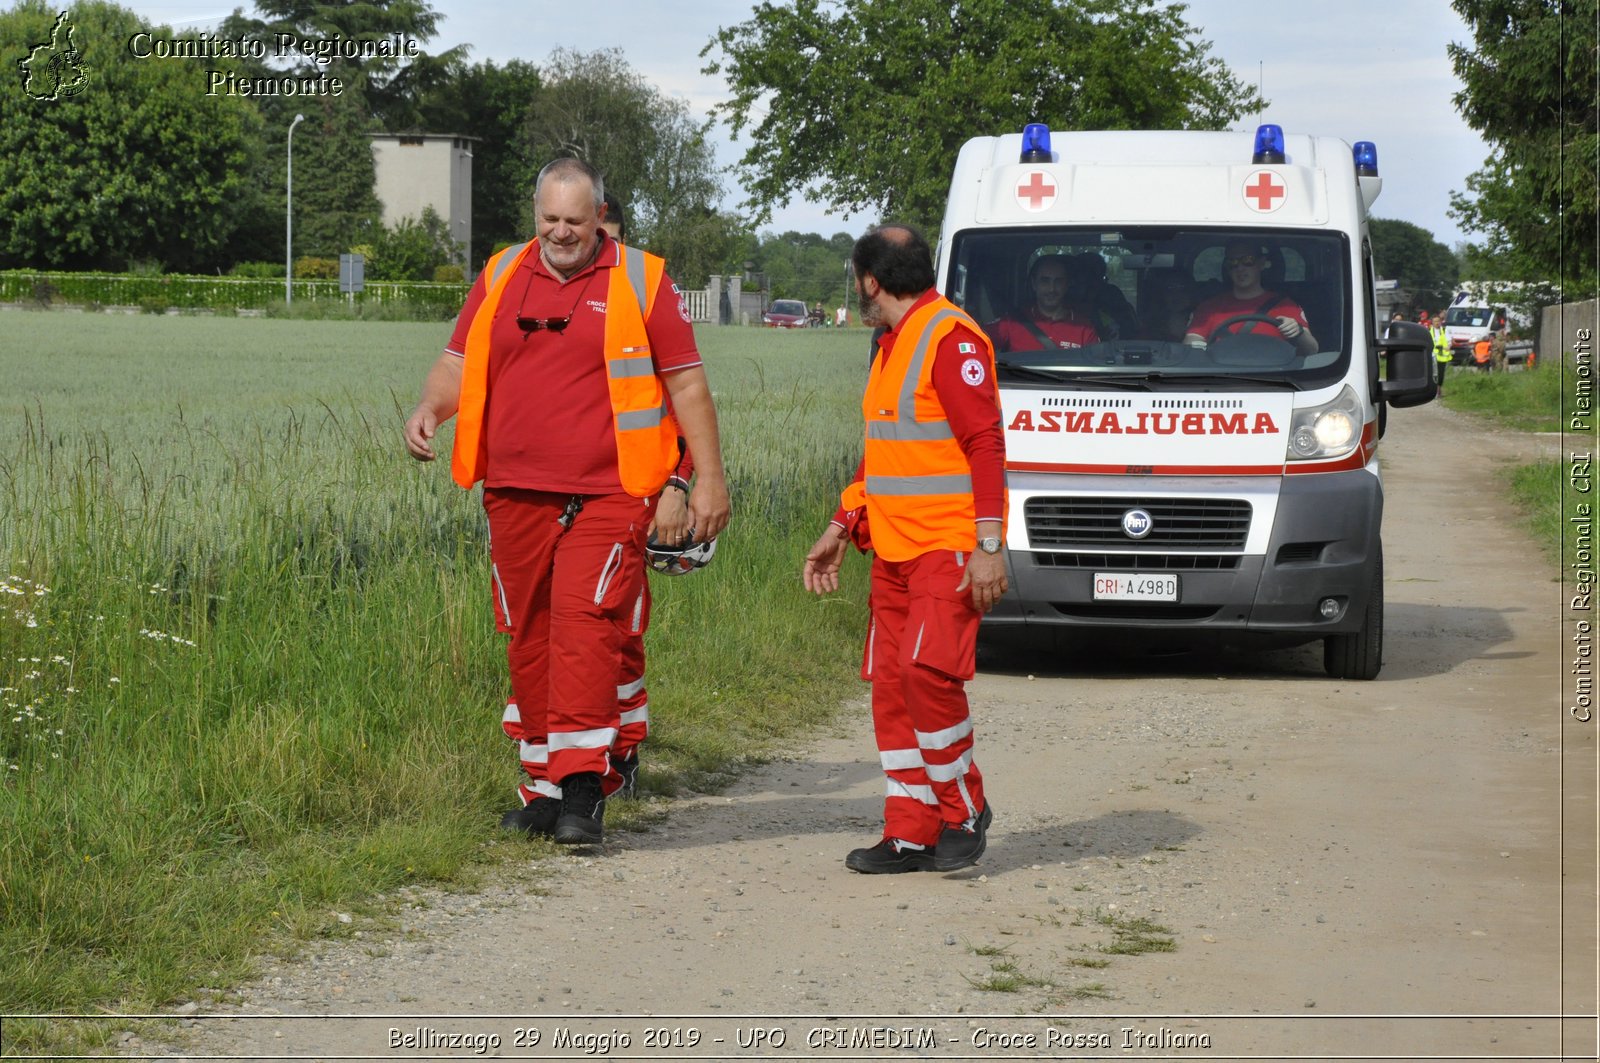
[1208,314,1287,344]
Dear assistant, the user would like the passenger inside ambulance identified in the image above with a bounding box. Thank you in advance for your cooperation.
[985,254,1101,351]
[1182,240,1318,356]
[986,252,1137,352]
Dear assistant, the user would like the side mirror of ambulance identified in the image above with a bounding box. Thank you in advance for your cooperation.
[1377,320,1436,408]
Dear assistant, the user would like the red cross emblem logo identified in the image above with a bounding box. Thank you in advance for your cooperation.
[1243,170,1286,213]
[1016,171,1056,212]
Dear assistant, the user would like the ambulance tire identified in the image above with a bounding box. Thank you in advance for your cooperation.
[1323,551,1383,680]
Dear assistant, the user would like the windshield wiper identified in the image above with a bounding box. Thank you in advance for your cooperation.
[995,361,1071,384]
[996,362,1154,389]
[1095,372,1302,391]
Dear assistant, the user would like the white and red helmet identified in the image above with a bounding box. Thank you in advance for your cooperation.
[646,533,718,576]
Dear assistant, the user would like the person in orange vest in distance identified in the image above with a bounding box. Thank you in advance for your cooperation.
[403,158,730,845]
[803,223,1006,874]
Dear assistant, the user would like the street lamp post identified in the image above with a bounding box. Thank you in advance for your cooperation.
[285,113,305,304]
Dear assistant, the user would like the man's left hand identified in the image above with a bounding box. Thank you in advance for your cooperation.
[957,550,1008,614]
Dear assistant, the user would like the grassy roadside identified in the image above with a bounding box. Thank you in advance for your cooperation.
[0,316,872,1052]
[1437,365,1572,570]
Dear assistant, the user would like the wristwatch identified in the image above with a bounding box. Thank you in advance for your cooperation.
[977,536,1003,555]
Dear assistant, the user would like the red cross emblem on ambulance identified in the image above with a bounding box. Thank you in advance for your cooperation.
[1015,171,1056,212]
[1242,170,1286,213]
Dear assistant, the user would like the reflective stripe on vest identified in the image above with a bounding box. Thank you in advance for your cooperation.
[848,297,1003,562]
[451,239,678,496]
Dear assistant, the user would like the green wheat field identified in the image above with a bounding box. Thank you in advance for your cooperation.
[0,312,872,1045]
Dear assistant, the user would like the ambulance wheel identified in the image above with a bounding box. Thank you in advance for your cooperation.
[1323,552,1383,680]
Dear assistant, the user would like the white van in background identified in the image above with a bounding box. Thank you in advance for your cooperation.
[937,124,1436,679]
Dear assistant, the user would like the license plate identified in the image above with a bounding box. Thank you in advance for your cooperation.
[1092,572,1179,601]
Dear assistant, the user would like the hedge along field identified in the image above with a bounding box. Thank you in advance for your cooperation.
[0,312,871,1040]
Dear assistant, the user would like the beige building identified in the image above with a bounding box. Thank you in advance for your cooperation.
[369,133,475,268]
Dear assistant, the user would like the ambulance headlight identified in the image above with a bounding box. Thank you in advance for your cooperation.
[1287,385,1364,461]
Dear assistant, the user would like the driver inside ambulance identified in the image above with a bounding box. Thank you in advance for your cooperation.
[1183,241,1317,356]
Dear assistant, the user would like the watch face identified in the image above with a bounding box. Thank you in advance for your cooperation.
[979,537,1002,554]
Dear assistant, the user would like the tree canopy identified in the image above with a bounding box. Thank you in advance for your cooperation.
[517,48,731,286]
[1447,0,1598,293]
[1369,218,1460,310]
[0,0,264,272]
[701,0,1262,227]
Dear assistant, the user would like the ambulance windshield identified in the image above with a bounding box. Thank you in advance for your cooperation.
[945,228,1351,388]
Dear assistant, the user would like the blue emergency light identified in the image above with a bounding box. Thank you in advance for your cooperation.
[1020,123,1052,163]
[1251,124,1285,164]
[1353,141,1379,176]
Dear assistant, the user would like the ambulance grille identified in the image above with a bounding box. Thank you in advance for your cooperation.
[1024,497,1251,549]
[1030,552,1241,571]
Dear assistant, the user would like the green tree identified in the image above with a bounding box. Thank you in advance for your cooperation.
[1369,217,1460,309]
[1448,0,1598,293]
[0,0,264,272]
[288,92,384,258]
[702,0,1261,227]
[215,0,465,262]
[218,0,466,129]
[515,48,731,285]
[412,58,543,266]
[364,206,460,280]
[754,231,856,305]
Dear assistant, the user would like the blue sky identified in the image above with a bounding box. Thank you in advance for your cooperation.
[125,0,1493,248]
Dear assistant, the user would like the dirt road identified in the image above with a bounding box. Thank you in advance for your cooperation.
[140,401,1593,1061]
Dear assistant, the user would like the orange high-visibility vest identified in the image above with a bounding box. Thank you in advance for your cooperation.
[842,295,1005,562]
[451,239,680,496]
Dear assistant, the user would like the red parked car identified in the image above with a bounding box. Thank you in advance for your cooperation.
[761,299,809,328]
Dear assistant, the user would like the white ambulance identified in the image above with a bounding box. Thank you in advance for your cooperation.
[937,124,1436,679]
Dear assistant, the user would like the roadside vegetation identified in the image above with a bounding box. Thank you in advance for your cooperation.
[1438,364,1576,573]
[0,316,869,1051]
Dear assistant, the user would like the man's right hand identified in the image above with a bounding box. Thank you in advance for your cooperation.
[802,526,850,595]
[403,406,440,462]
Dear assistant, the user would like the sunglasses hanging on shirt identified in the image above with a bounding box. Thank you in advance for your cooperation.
[516,285,587,336]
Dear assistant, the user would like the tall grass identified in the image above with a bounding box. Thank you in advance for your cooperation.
[0,315,871,1045]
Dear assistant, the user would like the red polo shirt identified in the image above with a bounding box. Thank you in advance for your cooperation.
[1185,290,1309,342]
[444,233,701,493]
[986,308,1099,352]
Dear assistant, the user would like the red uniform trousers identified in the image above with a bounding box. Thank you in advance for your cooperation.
[863,549,986,848]
[616,581,651,756]
[503,555,652,805]
[485,487,653,802]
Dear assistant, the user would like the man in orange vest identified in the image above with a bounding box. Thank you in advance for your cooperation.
[803,224,1007,874]
[403,157,729,846]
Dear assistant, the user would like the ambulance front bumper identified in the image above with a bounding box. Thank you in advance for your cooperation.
[988,469,1382,637]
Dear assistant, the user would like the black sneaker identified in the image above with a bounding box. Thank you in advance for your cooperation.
[554,772,606,845]
[499,796,560,837]
[933,801,993,872]
[615,752,640,800]
[845,838,935,874]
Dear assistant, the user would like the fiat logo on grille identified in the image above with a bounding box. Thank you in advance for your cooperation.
[1121,509,1154,539]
